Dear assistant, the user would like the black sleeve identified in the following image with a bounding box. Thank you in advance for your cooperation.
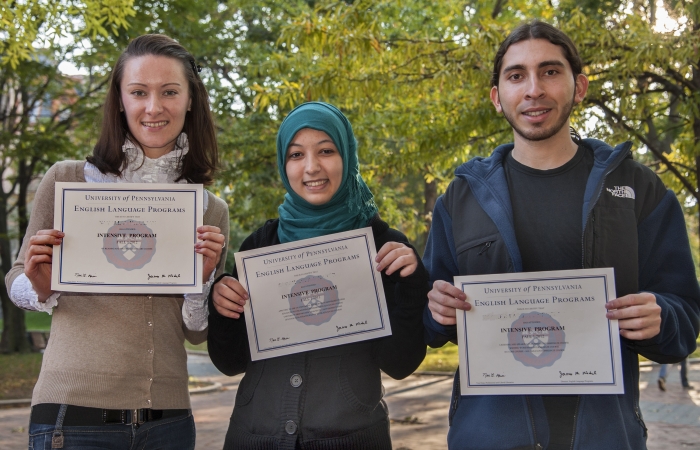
[206,226,267,376]
[371,228,430,379]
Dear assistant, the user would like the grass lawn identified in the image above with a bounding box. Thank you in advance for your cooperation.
[0,310,53,332]
[0,312,51,400]
[418,342,458,372]
[0,352,42,400]
[419,339,700,373]
[185,341,207,352]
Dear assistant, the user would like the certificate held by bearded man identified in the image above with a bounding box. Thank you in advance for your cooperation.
[51,182,203,294]
[235,227,391,361]
[454,268,624,396]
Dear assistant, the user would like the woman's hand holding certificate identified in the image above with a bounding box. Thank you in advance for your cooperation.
[196,224,226,282]
[212,277,249,319]
[375,241,418,277]
[25,229,65,302]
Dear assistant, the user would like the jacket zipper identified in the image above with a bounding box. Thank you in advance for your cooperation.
[631,350,648,437]
[568,396,581,450]
[477,241,493,255]
[590,211,595,266]
[525,397,543,449]
[580,144,632,268]
[635,407,648,437]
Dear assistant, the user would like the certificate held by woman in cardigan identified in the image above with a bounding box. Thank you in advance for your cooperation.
[51,182,203,294]
[235,227,391,360]
[454,268,624,396]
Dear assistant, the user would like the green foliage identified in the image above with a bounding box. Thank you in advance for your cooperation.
[1,0,136,68]
[239,0,700,252]
[5,0,700,271]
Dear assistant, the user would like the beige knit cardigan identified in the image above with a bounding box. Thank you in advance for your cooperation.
[6,160,229,409]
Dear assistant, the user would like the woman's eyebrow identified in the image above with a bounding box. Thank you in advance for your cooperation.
[288,139,335,147]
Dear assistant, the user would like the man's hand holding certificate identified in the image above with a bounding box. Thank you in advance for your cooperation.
[234,227,391,360]
[454,268,624,396]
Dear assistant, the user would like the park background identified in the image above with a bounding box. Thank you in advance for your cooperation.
[1,0,699,403]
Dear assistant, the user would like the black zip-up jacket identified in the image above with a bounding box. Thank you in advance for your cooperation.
[208,215,429,450]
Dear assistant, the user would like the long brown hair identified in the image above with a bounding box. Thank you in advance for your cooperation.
[88,34,218,185]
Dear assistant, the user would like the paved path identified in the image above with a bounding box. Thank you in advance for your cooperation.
[2,356,700,449]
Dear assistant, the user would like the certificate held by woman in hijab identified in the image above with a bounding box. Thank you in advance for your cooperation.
[235,227,391,360]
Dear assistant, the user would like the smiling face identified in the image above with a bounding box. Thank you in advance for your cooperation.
[120,55,191,158]
[490,38,588,145]
[285,128,344,206]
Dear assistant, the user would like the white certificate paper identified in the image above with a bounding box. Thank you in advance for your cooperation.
[455,268,623,395]
[235,227,391,360]
[52,182,203,294]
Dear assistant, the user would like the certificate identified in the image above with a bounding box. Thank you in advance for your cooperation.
[454,268,623,395]
[51,182,203,294]
[235,227,391,360]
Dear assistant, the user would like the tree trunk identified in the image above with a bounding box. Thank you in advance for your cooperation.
[694,125,700,252]
[17,159,30,256]
[0,192,29,353]
[417,177,438,256]
[693,41,700,255]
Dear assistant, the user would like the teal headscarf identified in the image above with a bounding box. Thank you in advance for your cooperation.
[276,102,378,243]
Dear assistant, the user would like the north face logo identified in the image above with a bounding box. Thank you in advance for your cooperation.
[606,186,635,199]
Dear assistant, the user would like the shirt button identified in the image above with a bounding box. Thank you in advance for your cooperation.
[148,378,153,382]
[284,420,297,435]
[148,296,153,299]
[147,322,153,327]
[148,349,153,354]
[290,374,302,388]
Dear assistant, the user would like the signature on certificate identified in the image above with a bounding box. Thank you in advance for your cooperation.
[483,372,505,378]
[148,273,181,280]
[560,370,598,378]
[336,320,368,333]
[74,272,96,278]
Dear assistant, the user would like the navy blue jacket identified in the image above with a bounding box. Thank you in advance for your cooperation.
[424,139,700,450]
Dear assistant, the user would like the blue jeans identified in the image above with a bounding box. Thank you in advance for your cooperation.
[659,359,689,387]
[28,412,195,450]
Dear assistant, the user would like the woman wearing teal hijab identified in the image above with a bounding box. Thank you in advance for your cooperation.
[207,102,429,449]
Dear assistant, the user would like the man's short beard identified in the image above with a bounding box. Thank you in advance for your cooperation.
[500,93,575,142]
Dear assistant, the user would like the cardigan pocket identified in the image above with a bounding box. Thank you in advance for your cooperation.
[235,360,265,406]
[338,353,383,414]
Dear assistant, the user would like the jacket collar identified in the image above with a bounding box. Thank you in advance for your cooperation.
[454,139,632,180]
[452,139,633,272]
